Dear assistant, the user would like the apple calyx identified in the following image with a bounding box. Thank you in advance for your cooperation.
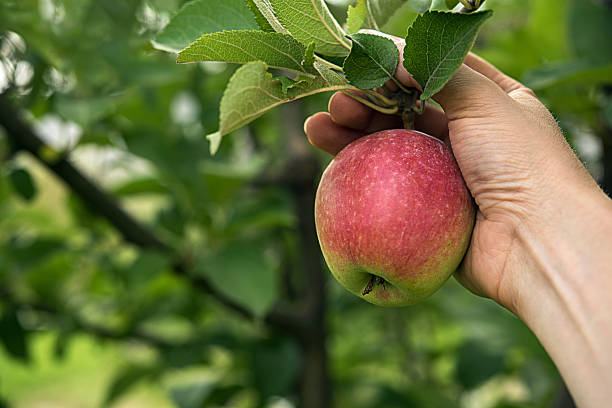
[362,275,387,296]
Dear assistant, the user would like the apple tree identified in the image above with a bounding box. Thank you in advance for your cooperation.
[0,0,609,407]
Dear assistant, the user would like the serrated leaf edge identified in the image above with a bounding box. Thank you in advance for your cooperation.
[177,30,317,76]
[344,33,399,89]
[207,61,349,154]
[406,10,493,100]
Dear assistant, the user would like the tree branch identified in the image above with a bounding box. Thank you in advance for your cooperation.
[0,92,303,334]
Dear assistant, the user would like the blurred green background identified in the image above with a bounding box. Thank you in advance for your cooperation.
[0,0,610,407]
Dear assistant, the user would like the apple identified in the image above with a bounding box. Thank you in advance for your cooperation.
[315,129,475,306]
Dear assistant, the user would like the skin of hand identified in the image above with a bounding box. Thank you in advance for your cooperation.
[304,33,612,407]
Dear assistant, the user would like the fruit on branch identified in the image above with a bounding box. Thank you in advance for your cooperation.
[315,129,475,306]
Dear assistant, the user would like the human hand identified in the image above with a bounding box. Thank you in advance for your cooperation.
[304,35,600,314]
[305,33,612,407]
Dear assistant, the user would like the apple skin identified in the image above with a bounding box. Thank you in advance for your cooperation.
[315,129,475,306]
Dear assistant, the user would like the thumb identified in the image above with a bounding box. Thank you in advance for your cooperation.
[433,64,514,121]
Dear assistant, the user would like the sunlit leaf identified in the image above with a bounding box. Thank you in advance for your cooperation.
[268,0,351,56]
[207,60,348,154]
[177,31,316,75]
[347,0,368,34]
[153,0,259,53]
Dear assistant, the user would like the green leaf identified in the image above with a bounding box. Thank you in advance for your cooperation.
[111,177,168,196]
[347,0,368,34]
[365,0,407,30]
[408,0,433,13]
[430,0,455,9]
[274,75,314,95]
[252,338,300,398]
[404,10,493,100]
[177,31,316,76]
[104,365,162,406]
[169,380,217,408]
[523,60,612,90]
[250,0,290,34]
[152,0,259,53]
[268,0,351,56]
[9,167,37,202]
[245,0,275,32]
[55,96,116,127]
[343,33,399,89]
[198,242,279,317]
[0,307,29,362]
[303,42,316,68]
[456,340,505,389]
[568,0,612,63]
[207,60,348,154]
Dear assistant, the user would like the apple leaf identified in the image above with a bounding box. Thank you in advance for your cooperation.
[523,60,612,90]
[198,241,279,317]
[152,0,258,53]
[444,0,459,8]
[568,0,612,63]
[177,31,316,76]
[303,42,316,68]
[343,33,399,89]
[268,0,351,57]
[207,60,347,154]
[408,0,433,12]
[9,167,37,201]
[275,75,314,95]
[245,0,275,32]
[346,0,368,34]
[365,0,409,30]
[404,10,493,100]
[250,0,290,34]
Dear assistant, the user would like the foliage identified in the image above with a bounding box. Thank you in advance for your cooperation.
[0,0,610,407]
[403,10,492,99]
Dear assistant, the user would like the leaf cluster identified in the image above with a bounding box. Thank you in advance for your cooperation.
[154,0,493,153]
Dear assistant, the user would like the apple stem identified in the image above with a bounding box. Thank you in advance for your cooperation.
[457,0,483,12]
[392,88,419,130]
[340,90,399,115]
[362,275,387,296]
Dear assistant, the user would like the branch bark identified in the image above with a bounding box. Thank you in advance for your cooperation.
[281,103,331,408]
[0,93,302,334]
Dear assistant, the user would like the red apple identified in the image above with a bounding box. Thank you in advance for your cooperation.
[315,129,475,306]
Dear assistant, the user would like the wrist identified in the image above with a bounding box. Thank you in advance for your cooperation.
[511,185,612,407]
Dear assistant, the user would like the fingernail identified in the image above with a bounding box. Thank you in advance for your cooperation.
[303,115,314,135]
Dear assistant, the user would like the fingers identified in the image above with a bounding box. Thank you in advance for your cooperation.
[329,91,448,135]
[304,112,364,156]
[433,64,515,121]
[359,29,530,98]
[328,91,374,130]
[464,53,528,94]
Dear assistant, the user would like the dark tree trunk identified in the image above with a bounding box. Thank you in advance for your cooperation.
[281,102,330,408]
